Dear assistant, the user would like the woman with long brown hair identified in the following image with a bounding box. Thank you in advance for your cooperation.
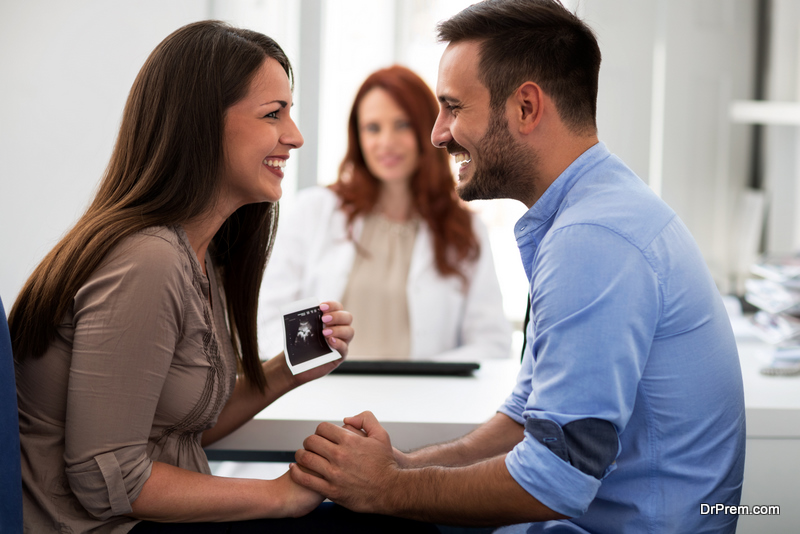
[5,20,435,534]
[258,66,511,361]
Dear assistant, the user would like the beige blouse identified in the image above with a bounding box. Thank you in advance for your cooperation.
[341,213,419,360]
[15,226,238,533]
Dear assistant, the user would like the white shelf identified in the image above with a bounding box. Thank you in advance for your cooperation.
[730,100,800,125]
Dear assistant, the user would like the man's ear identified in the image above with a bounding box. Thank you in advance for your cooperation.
[513,82,544,135]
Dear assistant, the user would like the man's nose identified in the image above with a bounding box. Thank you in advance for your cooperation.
[431,112,451,148]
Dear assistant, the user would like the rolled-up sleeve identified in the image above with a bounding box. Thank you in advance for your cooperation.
[64,236,185,519]
[500,223,661,517]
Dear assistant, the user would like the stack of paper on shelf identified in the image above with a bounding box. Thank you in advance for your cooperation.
[746,254,800,364]
[750,255,800,287]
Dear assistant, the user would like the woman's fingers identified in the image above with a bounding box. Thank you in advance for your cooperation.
[320,301,354,356]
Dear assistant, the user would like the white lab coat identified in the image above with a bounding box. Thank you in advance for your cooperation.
[257,187,512,361]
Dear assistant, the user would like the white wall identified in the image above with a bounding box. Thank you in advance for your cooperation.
[762,0,800,254]
[0,0,310,306]
[0,0,767,309]
[583,0,757,292]
[0,0,209,305]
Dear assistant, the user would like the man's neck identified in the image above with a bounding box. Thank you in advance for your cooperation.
[524,134,599,208]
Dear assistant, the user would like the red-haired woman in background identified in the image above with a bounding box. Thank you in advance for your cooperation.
[258,66,511,361]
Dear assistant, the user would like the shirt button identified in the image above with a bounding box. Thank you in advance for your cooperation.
[520,224,527,230]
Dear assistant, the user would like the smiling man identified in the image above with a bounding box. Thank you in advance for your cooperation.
[291,1,746,532]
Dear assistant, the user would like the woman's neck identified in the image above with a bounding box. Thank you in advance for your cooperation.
[376,181,414,222]
[182,210,228,276]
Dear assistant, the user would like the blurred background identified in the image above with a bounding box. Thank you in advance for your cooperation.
[1,0,799,340]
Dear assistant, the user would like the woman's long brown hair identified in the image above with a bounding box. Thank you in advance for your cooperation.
[331,66,479,282]
[9,21,290,390]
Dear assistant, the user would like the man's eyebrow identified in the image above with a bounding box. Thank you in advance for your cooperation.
[438,95,461,105]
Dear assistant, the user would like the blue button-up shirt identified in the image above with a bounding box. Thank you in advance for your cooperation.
[499,142,745,533]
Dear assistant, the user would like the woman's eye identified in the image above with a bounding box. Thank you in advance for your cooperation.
[397,120,412,130]
[264,110,279,119]
[363,124,380,134]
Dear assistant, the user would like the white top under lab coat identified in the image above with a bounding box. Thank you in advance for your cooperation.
[258,187,512,361]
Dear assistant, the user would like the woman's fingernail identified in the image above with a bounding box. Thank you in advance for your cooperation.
[320,303,330,311]
[328,337,336,345]
[322,328,333,336]
[321,315,332,323]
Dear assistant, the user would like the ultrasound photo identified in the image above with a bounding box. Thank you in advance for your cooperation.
[281,298,341,375]
[283,306,330,366]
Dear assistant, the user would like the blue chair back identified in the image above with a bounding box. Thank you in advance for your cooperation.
[0,297,23,533]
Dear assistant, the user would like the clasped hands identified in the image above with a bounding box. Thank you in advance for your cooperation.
[289,411,404,514]
[282,304,401,514]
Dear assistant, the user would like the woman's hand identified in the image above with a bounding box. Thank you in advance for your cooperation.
[265,301,354,393]
[206,302,352,446]
[274,470,326,518]
[318,301,354,358]
[288,301,353,387]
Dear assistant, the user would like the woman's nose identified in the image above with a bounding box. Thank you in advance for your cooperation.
[282,117,304,149]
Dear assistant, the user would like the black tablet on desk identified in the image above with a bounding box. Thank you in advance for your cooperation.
[331,360,480,376]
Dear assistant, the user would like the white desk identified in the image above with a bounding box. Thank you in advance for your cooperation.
[206,359,521,454]
[206,345,800,532]
[735,340,800,534]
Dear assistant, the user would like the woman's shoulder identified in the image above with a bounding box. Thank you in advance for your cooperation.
[101,225,191,278]
[74,226,192,311]
[118,225,184,255]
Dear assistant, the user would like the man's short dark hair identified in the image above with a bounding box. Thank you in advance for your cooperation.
[437,0,601,134]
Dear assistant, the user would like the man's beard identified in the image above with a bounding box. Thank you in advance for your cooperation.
[452,110,538,203]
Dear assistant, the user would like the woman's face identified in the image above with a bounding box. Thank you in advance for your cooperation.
[221,57,303,211]
[357,88,419,187]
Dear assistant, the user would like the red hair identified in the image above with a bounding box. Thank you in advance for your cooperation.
[330,65,479,282]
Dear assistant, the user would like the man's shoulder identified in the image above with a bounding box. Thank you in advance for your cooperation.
[554,160,676,250]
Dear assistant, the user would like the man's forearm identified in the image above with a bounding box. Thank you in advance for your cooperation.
[291,411,546,526]
[384,455,566,526]
[401,412,525,468]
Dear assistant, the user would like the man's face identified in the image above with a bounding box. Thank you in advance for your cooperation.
[432,41,536,202]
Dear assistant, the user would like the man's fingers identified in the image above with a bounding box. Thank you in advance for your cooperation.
[342,411,372,430]
[302,432,341,466]
[295,447,332,477]
[289,463,330,495]
[343,411,390,444]
[294,462,324,478]
[342,423,367,436]
[313,421,351,445]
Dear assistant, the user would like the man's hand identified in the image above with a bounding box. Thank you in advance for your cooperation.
[290,411,399,514]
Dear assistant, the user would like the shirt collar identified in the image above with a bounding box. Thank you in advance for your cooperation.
[514,141,609,241]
